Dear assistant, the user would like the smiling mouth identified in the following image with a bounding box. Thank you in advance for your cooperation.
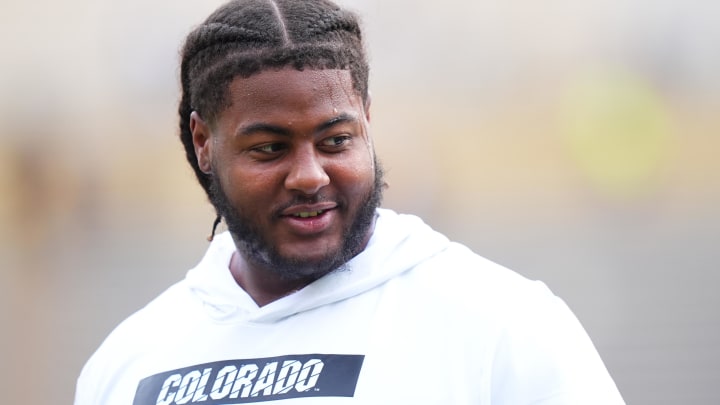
[293,210,325,218]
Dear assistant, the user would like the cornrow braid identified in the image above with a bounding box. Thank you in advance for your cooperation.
[178,0,369,207]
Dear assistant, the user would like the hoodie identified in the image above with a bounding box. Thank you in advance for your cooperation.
[75,208,624,405]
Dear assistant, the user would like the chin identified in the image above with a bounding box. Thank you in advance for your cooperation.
[272,256,345,282]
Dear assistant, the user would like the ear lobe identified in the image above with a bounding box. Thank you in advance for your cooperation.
[190,111,212,174]
[364,92,372,122]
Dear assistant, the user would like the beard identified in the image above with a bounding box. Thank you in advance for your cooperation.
[209,157,385,282]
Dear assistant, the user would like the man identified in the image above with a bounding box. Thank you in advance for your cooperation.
[75,0,625,404]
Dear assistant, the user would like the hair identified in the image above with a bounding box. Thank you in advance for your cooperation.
[178,0,369,202]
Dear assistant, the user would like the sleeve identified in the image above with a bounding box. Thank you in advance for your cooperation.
[73,316,141,405]
[73,336,141,405]
[74,353,101,405]
[489,282,625,405]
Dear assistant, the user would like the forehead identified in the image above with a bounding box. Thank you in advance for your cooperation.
[222,68,363,118]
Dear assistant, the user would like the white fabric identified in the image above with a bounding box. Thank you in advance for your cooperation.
[75,208,625,404]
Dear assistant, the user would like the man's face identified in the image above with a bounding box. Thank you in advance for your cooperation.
[193,68,382,281]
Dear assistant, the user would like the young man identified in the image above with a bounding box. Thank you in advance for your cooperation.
[75,0,625,404]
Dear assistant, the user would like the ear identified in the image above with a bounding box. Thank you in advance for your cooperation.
[363,91,372,123]
[190,111,212,174]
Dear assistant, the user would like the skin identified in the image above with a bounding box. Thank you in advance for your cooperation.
[190,68,378,306]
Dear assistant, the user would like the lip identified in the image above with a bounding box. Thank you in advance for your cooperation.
[280,202,338,235]
[280,202,338,217]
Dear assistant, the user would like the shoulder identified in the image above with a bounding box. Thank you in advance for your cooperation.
[95,279,198,355]
[112,279,199,340]
[403,240,552,308]
[75,280,197,404]
[412,243,624,404]
[403,240,589,347]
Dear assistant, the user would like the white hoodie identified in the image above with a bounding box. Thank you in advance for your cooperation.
[75,208,624,405]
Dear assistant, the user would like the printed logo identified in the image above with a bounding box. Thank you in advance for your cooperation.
[132,354,364,405]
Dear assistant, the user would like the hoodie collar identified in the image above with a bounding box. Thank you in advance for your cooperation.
[185,208,451,323]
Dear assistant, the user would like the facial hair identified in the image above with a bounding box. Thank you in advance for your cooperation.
[209,157,385,282]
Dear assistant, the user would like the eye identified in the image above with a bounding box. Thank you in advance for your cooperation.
[320,135,352,150]
[253,143,287,154]
[249,142,288,160]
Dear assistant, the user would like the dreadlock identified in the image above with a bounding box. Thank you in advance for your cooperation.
[178,0,369,211]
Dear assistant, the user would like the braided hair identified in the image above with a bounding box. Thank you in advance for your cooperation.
[178,0,369,202]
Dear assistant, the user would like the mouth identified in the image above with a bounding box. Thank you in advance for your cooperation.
[281,202,338,218]
[280,203,338,235]
[292,210,326,218]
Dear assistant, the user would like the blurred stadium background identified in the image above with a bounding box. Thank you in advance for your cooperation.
[1,0,718,403]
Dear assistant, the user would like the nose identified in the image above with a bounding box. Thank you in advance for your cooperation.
[284,148,330,195]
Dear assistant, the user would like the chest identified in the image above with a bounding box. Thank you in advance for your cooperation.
[101,286,496,405]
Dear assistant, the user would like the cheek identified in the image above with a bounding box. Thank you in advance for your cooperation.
[218,161,277,205]
[335,153,376,195]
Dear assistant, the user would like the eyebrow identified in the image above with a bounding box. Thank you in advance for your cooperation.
[316,113,358,132]
[236,113,359,137]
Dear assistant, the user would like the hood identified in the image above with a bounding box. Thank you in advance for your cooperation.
[184,208,451,323]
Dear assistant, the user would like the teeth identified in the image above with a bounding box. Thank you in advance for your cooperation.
[295,210,323,218]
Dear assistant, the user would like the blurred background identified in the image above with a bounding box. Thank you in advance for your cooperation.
[1,0,718,403]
